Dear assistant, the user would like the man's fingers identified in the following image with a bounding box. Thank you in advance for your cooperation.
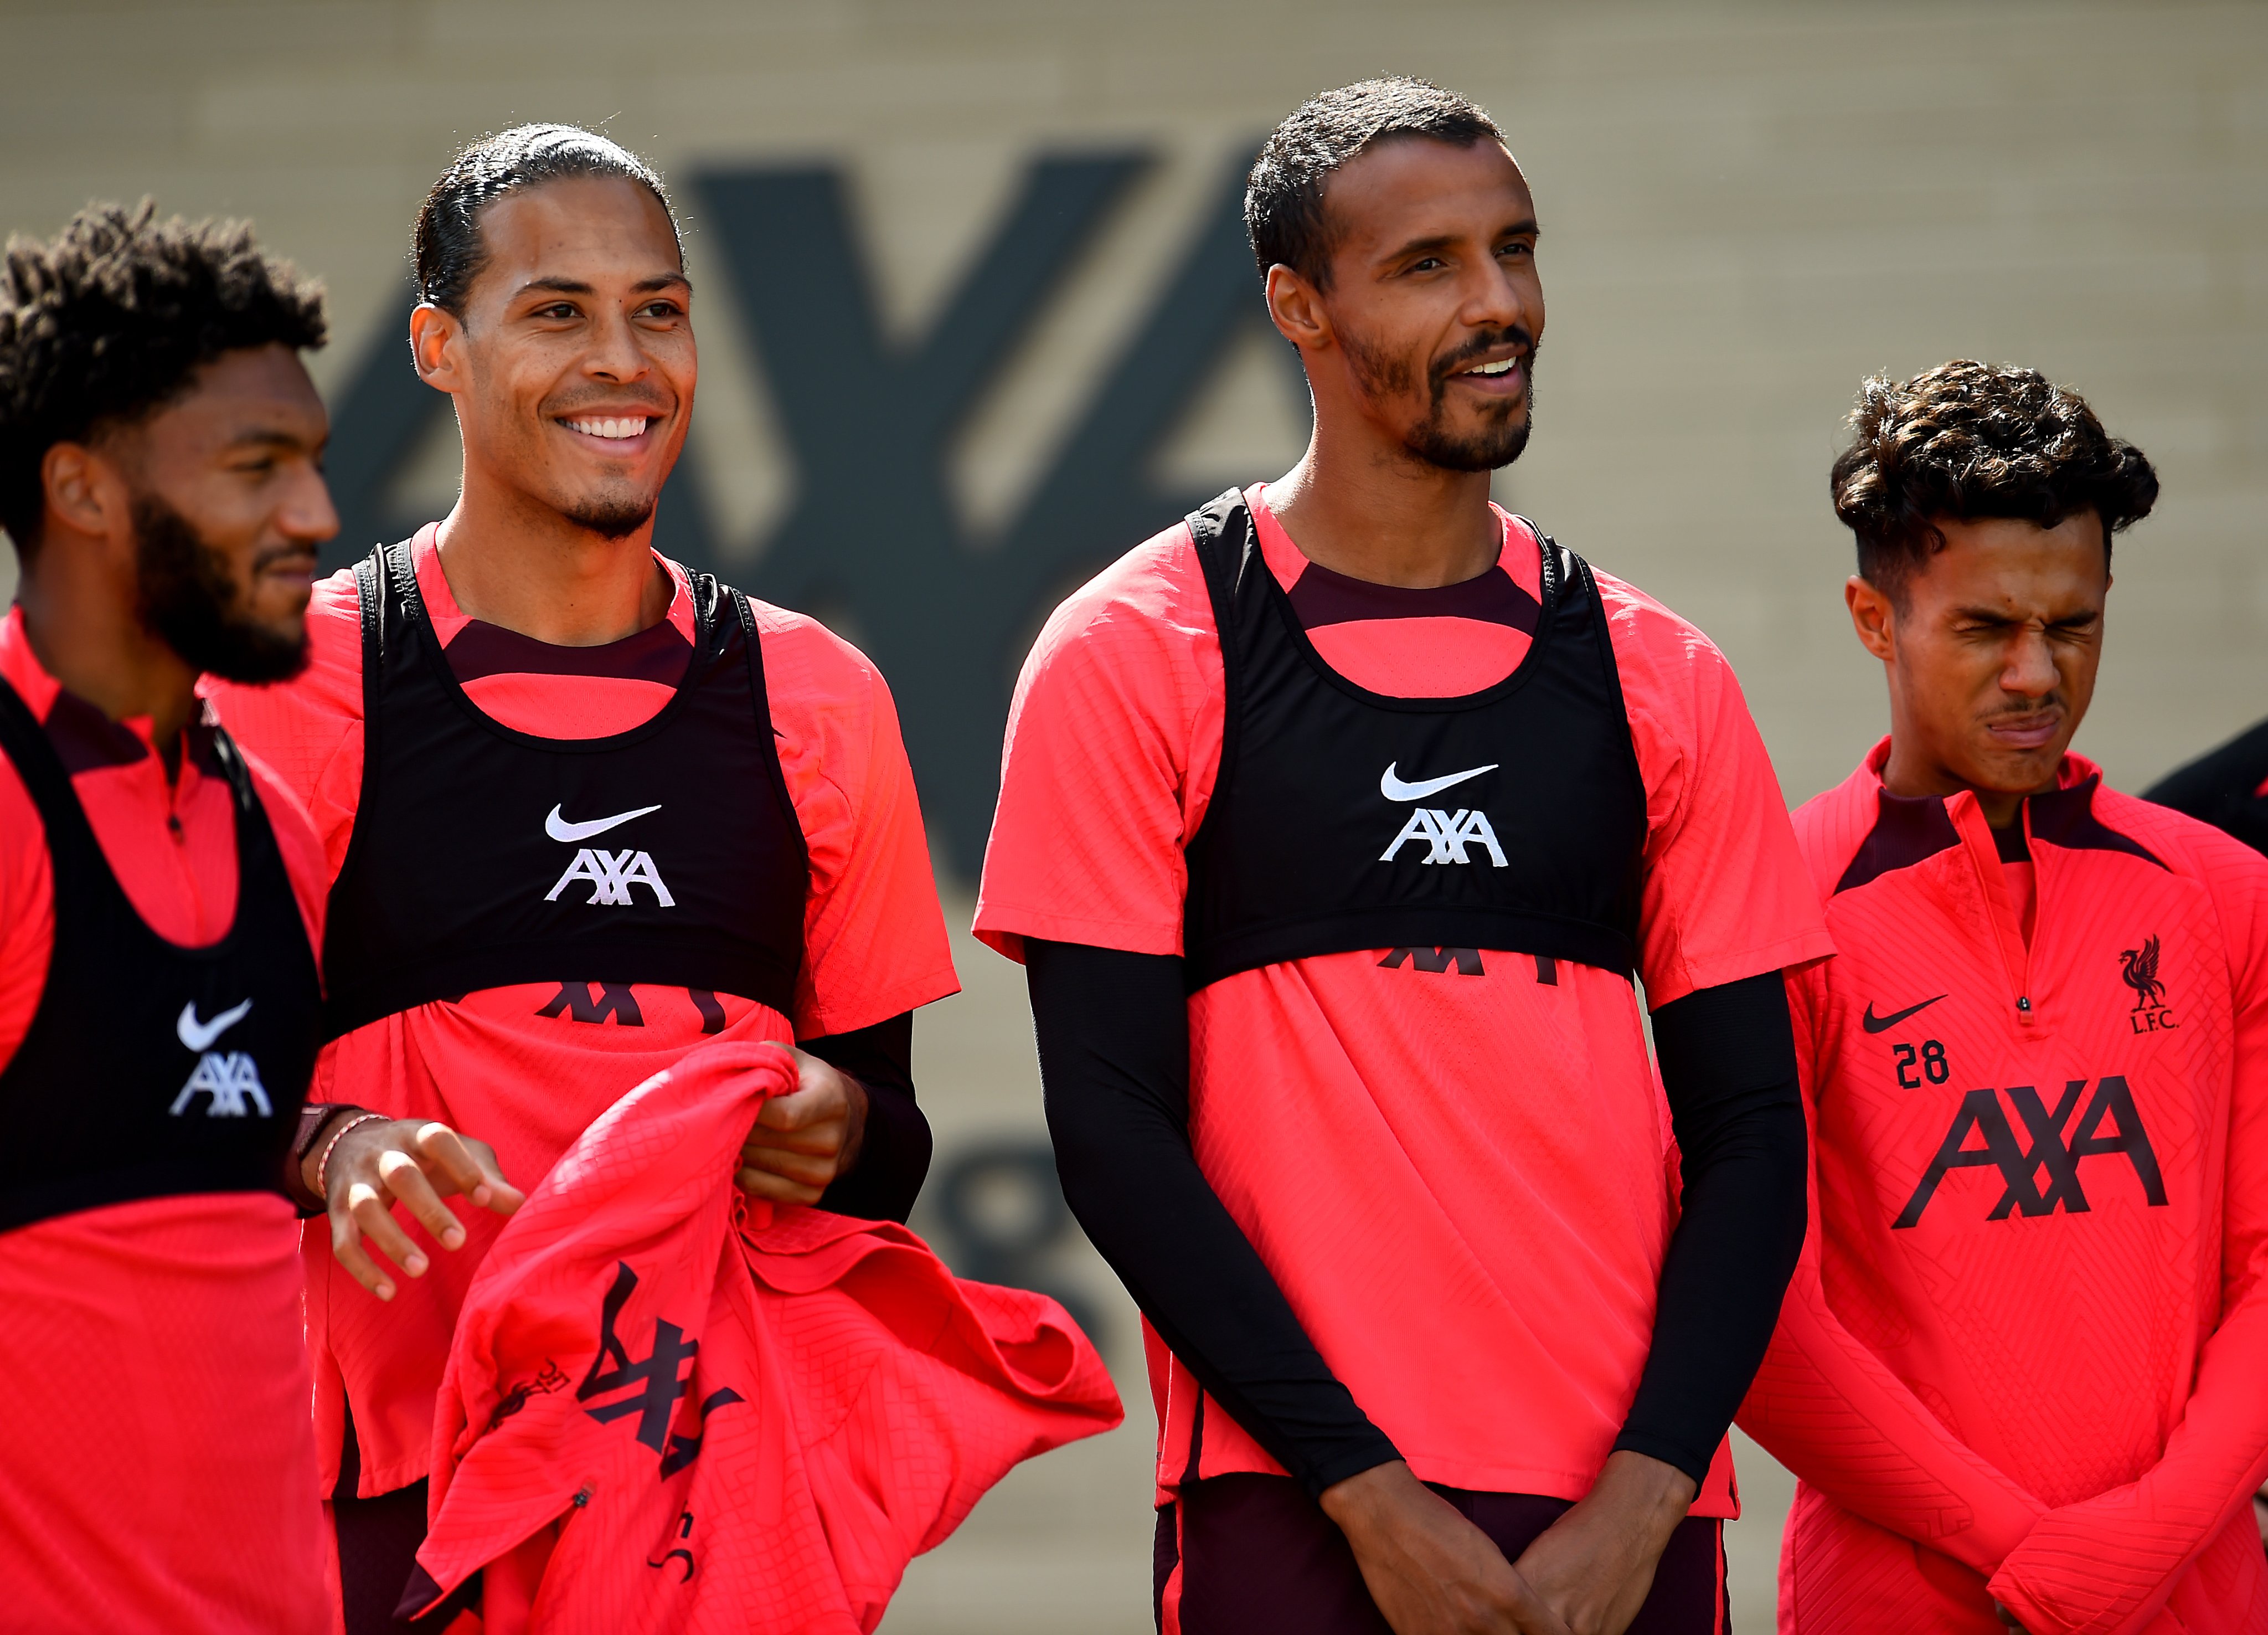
[411,1125,525,1216]
[736,1165,826,1205]
[344,1182,428,1279]
[756,1087,836,1131]
[328,1217,396,1301]
[375,1149,466,1250]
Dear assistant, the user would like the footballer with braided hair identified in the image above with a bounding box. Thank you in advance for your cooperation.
[0,201,513,1630]
[1739,360,2268,1631]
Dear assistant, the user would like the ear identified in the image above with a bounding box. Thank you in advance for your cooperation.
[1265,263,1331,354]
[38,440,133,547]
[1846,574,1897,663]
[408,302,467,393]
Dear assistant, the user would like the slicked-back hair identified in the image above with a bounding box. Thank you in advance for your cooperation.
[1246,77,1507,291]
[414,124,679,318]
[0,201,326,558]
[1829,361,2159,606]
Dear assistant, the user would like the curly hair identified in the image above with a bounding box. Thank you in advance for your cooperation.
[1829,359,2158,604]
[0,200,326,557]
[414,124,678,318]
[1246,78,1506,291]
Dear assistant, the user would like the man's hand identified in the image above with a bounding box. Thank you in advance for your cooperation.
[735,1045,869,1204]
[316,1118,524,1301]
[1507,1451,1696,1635]
[1319,1461,1574,1634]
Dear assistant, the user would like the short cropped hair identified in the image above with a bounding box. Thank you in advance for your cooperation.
[414,124,679,317]
[1830,359,2159,604]
[0,201,326,557]
[1246,77,1506,290]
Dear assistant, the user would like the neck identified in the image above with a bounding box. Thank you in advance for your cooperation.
[435,472,671,647]
[1263,417,1502,588]
[16,545,200,773]
[1878,737,2053,831]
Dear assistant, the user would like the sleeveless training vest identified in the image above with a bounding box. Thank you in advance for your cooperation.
[0,677,319,1231]
[319,541,808,1040]
[1181,489,1648,991]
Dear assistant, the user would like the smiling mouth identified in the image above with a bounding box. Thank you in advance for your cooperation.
[562,415,653,442]
[1462,358,1519,378]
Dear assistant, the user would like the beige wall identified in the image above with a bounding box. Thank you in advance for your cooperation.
[7,3,2265,1628]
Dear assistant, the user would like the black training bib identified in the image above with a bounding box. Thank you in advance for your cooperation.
[1180,489,1648,990]
[319,541,808,1038]
[0,678,319,1232]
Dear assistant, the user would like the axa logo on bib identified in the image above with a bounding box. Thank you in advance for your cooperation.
[1378,762,1508,867]
[171,999,271,1118]
[545,804,676,907]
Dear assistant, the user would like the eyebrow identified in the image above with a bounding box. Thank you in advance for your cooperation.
[1381,219,1540,263]
[1952,604,2100,624]
[224,426,319,453]
[513,271,693,300]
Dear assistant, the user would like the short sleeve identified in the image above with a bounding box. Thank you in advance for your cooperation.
[1599,573,1834,1006]
[973,525,1225,962]
[757,609,960,1038]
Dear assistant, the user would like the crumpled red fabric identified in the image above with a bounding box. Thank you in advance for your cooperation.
[409,1039,1122,1633]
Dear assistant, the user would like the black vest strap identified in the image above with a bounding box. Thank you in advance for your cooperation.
[1179,489,1648,991]
[319,541,808,1038]
[0,677,319,1231]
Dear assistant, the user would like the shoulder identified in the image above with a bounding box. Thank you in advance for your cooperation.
[2097,783,2268,891]
[1588,564,1740,698]
[742,596,891,727]
[1016,521,1217,709]
[1790,760,1887,906]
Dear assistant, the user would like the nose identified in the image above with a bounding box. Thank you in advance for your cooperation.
[1463,250,1539,344]
[2002,625,2059,698]
[584,301,653,386]
[280,464,340,548]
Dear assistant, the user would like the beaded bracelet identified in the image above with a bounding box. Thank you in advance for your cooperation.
[313,1111,390,1201]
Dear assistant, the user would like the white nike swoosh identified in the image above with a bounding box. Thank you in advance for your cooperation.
[178,998,252,1053]
[1380,762,1499,802]
[545,803,663,843]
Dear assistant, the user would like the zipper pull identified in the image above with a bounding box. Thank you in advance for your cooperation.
[2016,996,2032,1015]
[166,813,184,842]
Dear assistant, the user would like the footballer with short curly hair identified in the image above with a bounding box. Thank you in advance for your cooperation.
[0,200,513,1631]
[1739,361,2268,1631]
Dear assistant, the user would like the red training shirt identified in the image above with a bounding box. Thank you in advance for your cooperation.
[1742,742,2268,1634]
[0,607,332,1633]
[206,526,961,1497]
[977,487,1832,1511]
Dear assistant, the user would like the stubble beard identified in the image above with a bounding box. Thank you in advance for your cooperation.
[132,496,310,684]
[1344,325,1538,474]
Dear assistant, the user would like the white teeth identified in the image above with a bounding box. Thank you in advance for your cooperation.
[1467,359,1514,377]
[566,416,650,440]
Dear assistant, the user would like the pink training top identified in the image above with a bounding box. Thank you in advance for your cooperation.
[0,609,332,1632]
[978,487,1832,1511]
[1744,743,2268,1633]
[207,527,962,1497]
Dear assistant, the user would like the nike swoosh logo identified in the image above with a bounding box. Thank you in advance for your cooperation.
[1861,995,1947,1034]
[178,998,252,1053]
[1380,762,1500,803]
[545,803,662,843]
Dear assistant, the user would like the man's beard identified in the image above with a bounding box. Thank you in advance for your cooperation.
[1346,325,1538,472]
[133,496,309,683]
[561,496,657,540]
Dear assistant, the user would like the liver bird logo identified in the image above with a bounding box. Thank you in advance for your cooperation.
[2120,935,2167,1011]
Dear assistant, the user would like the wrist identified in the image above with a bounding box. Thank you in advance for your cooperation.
[1318,1458,1420,1538]
[1589,1449,1699,1543]
[312,1111,391,1202]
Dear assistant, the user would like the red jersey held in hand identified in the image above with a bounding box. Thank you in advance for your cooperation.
[1742,740,2268,1634]
[411,1040,1122,1634]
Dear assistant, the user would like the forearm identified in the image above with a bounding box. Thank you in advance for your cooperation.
[1615,972,1808,1486]
[1027,939,1399,1496]
[1990,1288,2268,1632]
[805,1012,931,1223]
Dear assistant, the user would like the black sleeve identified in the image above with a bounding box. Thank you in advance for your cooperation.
[1612,970,1808,1487]
[804,1011,930,1224]
[2143,717,2268,856]
[1027,939,1401,1497]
